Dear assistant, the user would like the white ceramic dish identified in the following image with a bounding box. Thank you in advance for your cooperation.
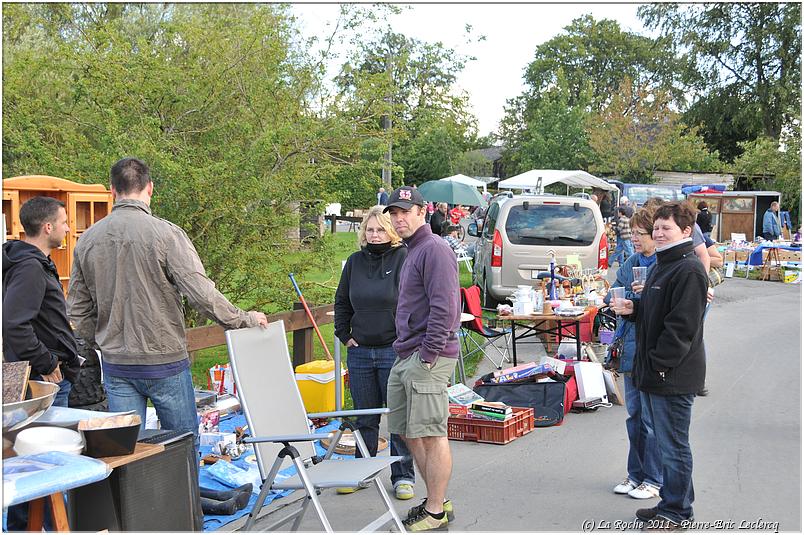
[14,426,84,456]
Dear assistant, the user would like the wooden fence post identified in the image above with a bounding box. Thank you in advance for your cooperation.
[292,302,314,368]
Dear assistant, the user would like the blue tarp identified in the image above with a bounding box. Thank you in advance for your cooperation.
[201,413,342,531]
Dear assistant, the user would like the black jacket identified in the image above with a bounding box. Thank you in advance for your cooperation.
[630,239,707,395]
[696,209,713,233]
[3,241,81,382]
[334,245,407,347]
[430,210,447,236]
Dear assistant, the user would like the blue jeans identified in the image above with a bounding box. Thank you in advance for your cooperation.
[643,393,695,522]
[347,344,415,486]
[611,238,635,266]
[623,376,662,488]
[105,368,198,447]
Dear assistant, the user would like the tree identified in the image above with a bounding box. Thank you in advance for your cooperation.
[522,15,687,112]
[586,79,720,181]
[638,3,802,160]
[2,4,372,322]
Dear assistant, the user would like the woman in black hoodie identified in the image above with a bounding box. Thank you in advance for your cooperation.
[612,202,708,529]
[334,205,415,500]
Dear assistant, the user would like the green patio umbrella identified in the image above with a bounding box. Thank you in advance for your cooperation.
[418,180,486,206]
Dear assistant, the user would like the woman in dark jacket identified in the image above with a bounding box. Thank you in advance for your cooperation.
[334,205,415,500]
[612,201,708,529]
[695,201,713,239]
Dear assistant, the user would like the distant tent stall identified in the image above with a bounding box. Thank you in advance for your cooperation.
[497,169,618,194]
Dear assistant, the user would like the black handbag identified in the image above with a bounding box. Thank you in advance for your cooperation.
[474,373,569,427]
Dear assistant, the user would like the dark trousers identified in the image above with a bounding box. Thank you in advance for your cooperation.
[347,344,415,485]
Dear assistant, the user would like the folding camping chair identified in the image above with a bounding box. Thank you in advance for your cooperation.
[226,322,405,532]
[459,286,512,370]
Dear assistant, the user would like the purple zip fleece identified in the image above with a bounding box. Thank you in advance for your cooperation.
[393,224,460,363]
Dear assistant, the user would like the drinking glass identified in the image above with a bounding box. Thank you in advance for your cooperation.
[632,266,647,285]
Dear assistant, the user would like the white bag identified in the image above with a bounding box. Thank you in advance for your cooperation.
[574,361,608,404]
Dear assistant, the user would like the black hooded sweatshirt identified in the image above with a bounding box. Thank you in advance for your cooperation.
[334,244,407,347]
[2,240,80,381]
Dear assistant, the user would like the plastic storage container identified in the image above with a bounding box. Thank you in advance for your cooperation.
[447,407,534,444]
[294,360,346,413]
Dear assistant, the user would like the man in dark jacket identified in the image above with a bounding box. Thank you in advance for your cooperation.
[3,196,82,406]
[612,202,708,530]
[3,196,83,532]
[429,202,448,236]
[695,201,713,240]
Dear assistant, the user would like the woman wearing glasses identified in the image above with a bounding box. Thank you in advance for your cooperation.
[334,205,416,500]
[604,207,662,501]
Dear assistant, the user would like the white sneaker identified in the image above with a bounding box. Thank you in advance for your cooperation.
[628,482,660,499]
[613,477,638,494]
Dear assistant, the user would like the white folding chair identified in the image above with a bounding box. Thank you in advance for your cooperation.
[226,322,405,532]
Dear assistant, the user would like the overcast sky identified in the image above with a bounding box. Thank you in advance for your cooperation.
[291,3,646,137]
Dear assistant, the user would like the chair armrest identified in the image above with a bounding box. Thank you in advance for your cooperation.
[307,408,389,419]
[244,432,334,445]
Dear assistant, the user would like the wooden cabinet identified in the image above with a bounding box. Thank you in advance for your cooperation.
[2,176,113,294]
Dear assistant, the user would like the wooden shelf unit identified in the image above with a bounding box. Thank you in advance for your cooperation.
[3,176,113,294]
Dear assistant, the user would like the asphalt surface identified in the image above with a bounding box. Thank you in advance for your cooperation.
[238,265,801,532]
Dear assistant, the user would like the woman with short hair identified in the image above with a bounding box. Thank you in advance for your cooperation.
[334,205,416,500]
[612,201,708,529]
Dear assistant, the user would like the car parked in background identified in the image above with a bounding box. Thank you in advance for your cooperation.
[468,193,607,307]
[606,179,684,206]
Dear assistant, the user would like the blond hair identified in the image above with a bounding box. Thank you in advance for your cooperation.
[357,205,403,247]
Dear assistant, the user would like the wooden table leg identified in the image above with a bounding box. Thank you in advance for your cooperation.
[25,493,70,532]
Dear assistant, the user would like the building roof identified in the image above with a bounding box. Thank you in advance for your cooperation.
[653,171,735,188]
[468,146,503,161]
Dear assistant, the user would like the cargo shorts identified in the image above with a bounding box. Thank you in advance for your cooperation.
[387,351,456,439]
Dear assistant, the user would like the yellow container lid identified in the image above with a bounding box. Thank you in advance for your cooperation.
[295,360,335,374]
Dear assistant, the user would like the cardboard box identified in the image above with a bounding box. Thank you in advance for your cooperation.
[784,270,800,283]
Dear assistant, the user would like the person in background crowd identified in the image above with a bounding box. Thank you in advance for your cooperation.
[793,226,801,243]
[68,157,268,445]
[612,201,708,531]
[442,225,476,259]
[696,201,713,241]
[448,204,464,226]
[430,202,448,236]
[3,197,84,531]
[604,207,662,502]
[599,191,613,221]
[611,207,635,266]
[425,201,435,223]
[620,195,634,217]
[378,187,389,206]
[385,186,460,531]
[333,205,416,501]
[762,201,782,241]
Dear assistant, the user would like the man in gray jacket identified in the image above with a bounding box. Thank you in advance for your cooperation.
[68,157,267,441]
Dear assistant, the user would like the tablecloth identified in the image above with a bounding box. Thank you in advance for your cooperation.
[747,243,801,266]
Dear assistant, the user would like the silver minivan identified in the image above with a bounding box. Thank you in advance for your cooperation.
[468,193,608,306]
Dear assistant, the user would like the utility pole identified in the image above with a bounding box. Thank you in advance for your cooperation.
[381,37,393,189]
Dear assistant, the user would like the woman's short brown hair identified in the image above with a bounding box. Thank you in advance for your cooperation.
[653,201,696,231]
[630,208,655,234]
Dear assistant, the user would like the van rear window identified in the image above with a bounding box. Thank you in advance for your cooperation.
[504,204,597,246]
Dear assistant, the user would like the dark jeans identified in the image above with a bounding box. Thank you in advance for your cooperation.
[347,344,415,486]
[643,392,696,523]
[623,375,662,488]
[105,368,199,449]
[5,378,71,531]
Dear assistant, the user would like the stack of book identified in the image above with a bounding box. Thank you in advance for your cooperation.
[447,383,484,416]
[469,401,513,421]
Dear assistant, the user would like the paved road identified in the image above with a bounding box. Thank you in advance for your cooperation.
[242,275,800,532]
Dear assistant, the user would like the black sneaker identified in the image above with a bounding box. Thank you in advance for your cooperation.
[697,387,709,396]
[407,499,454,522]
[636,507,658,521]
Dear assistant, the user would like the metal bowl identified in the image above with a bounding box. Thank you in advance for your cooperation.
[2,381,60,433]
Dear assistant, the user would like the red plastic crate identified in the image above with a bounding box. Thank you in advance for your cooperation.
[447,407,534,444]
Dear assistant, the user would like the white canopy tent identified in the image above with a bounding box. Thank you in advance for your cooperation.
[440,173,487,193]
[497,169,618,194]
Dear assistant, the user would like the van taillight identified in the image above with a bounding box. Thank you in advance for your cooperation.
[491,229,503,267]
[598,233,608,269]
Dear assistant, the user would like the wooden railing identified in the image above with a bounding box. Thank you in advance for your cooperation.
[185,303,334,367]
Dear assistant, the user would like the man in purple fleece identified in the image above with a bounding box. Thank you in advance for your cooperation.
[384,186,461,532]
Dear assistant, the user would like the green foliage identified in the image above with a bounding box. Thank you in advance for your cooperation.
[452,150,492,177]
[639,3,802,159]
[587,80,720,181]
[731,127,802,223]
